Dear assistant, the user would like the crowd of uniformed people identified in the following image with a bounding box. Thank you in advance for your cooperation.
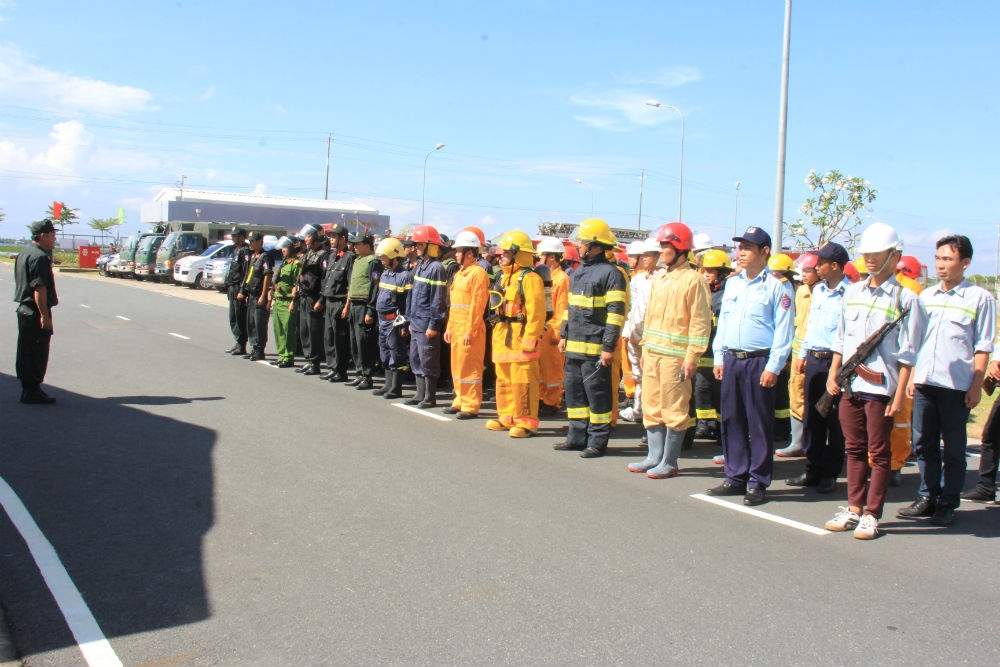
[220,217,998,539]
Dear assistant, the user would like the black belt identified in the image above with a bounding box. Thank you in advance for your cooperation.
[807,350,834,359]
[727,349,770,359]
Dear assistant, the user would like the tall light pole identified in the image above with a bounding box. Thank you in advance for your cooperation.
[637,170,646,230]
[645,99,685,222]
[772,0,792,250]
[574,178,595,215]
[421,143,445,225]
[733,181,741,238]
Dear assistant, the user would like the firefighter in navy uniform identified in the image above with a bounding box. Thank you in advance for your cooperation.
[240,231,274,362]
[224,226,251,356]
[372,237,413,399]
[343,233,381,390]
[295,224,329,375]
[406,225,449,408]
[555,218,628,458]
[318,224,354,382]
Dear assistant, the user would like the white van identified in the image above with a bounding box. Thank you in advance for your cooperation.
[173,241,235,289]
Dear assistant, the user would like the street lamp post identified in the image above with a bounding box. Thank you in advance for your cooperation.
[574,178,595,215]
[645,100,685,222]
[733,181,741,238]
[421,143,445,226]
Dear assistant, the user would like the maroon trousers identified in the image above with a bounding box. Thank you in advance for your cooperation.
[839,395,893,519]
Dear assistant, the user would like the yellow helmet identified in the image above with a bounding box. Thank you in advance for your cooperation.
[375,237,404,260]
[700,248,732,270]
[499,230,533,253]
[853,256,868,275]
[768,253,795,274]
[576,218,617,247]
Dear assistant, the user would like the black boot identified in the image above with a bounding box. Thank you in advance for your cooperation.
[418,377,438,409]
[383,369,404,399]
[302,363,322,376]
[373,370,391,396]
[405,376,426,405]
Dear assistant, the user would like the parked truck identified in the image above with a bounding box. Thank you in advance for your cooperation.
[117,231,160,278]
[155,221,287,282]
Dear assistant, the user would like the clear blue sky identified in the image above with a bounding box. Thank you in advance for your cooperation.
[1,1,998,274]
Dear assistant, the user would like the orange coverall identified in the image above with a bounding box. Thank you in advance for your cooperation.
[446,263,490,414]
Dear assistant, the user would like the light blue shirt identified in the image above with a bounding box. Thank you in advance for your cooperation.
[908,279,995,391]
[799,276,850,357]
[832,276,917,397]
[713,267,795,375]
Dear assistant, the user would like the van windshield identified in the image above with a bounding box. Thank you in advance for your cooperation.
[137,236,157,252]
[201,243,224,257]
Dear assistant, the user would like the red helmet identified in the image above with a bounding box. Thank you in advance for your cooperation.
[843,260,860,283]
[562,240,581,264]
[896,255,921,280]
[462,226,486,247]
[410,225,443,246]
[655,222,693,252]
[796,252,819,271]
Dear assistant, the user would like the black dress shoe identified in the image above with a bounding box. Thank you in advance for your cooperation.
[553,441,585,451]
[20,390,56,405]
[319,370,335,380]
[277,360,295,368]
[929,505,956,526]
[442,406,460,414]
[705,481,747,496]
[743,487,766,506]
[816,477,837,494]
[962,487,996,502]
[295,364,309,373]
[456,412,478,420]
[580,447,605,459]
[897,496,936,518]
[786,472,820,487]
[355,377,374,390]
[242,353,253,359]
[328,372,347,383]
[248,351,265,361]
[302,365,322,376]
[346,376,363,387]
[225,344,240,354]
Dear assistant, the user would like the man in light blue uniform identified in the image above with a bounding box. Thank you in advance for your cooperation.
[787,242,850,493]
[900,234,995,526]
[710,227,795,506]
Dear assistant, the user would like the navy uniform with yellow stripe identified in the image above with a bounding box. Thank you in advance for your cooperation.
[559,227,628,455]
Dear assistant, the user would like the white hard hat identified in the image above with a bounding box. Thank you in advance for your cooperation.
[642,237,661,254]
[692,232,715,253]
[452,230,482,250]
[857,222,902,254]
[537,236,566,255]
[626,240,646,255]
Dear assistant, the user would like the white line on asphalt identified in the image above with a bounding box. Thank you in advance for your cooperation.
[168,332,190,340]
[115,315,130,321]
[690,493,831,536]
[79,304,90,309]
[0,476,124,667]
[393,403,453,422]
[257,360,278,367]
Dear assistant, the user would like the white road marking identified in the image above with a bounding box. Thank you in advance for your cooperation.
[393,403,453,422]
[257,360,278,367]
[79,304,90,309]
[115,315,130,321]
[0,476,124,667]
[690,493,831,536]
[168,333,190,340]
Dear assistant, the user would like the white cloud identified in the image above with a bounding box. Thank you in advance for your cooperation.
[0,139,28,169]
[619,66,702,88]
[252,183,268,195]
[30,120,92,172]
[199,85,216,102]
[204,168,218,182]
[571,91,675,129]
[0,42,155,114]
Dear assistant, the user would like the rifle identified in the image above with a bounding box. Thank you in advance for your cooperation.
[815,304,910,418]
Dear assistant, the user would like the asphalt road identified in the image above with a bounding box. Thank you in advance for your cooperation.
[1,266,998,666]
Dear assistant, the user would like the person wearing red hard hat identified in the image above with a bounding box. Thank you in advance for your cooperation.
[405,225,449,408]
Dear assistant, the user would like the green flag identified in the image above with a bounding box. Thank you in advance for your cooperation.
[117,207,125,223]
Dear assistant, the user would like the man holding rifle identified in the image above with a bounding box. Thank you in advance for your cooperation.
[823,223,917,539]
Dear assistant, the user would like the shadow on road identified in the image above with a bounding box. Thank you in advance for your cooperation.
[0,372,215,657]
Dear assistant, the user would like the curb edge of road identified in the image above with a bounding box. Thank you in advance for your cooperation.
[0,604,20,666]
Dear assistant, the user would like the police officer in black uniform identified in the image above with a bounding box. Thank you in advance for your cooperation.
[318,224,355,382]
[240,231,274,361]
[345,232,382,390]
[13,219,59,404]
[224,226,251,355]
[295,225,329,375]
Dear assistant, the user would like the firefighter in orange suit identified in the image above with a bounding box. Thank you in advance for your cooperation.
[628,222,712,478]
[486,230,547,438]
[443,231,490,419]
[537,236,570,417]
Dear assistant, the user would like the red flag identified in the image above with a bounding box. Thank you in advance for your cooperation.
[52,201,63,220]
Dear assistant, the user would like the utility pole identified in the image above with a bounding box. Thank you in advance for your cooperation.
[179,175,187,201]
[772,0,792,250]
[324,134,332,200]
[637,170,645,230]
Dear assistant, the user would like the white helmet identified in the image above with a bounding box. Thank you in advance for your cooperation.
[692,232,716,253]
[626,240,646,256]
[642,237,661,254]
[537,236,566,255]
[452,230,482,250]
[857,222,902,254]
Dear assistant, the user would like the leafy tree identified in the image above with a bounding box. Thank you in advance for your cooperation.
[785,169,877,253]
[89,217,122,246]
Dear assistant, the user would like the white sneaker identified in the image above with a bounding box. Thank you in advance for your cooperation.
[619,406,640,423]
[824,507,860,531]
[712,454,725,465]
[853,513,879,540]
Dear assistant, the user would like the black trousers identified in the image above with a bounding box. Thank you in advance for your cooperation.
[323,297,351,373]
[228,285,248,346]
[298,295,324,365]
[247,295,269,352]
[349,301,377,377]
[973,397,1000,495]
[802,354,845,478]
[16,310,51,391]
[565,356,613,451]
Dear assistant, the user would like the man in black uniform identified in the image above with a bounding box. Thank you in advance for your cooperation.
[295,225,329,375]
[14,219,59,404]
[318,224,355,382]
[224,226,250,355]
[344,232,381,390]
[240,231,273,362]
